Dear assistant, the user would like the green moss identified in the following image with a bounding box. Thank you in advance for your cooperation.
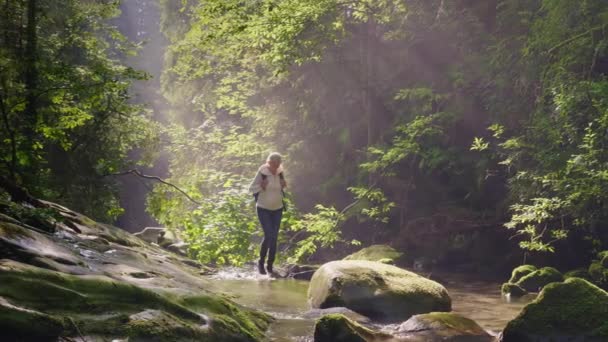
[343,245,404,264]
[308,260,451,322]
[0,261,197,319]
[601,254,608,268]
[314,314,388,342]
[0,221,32,239]
[0,261,269,341]
[0,297,67,340]
[178,294,272,340]
[502,278,608,341]
[406,312,488,336]
[588,262,608,289]
[508,265,537,284]
[501,283,527,297]
[516,267,563,292]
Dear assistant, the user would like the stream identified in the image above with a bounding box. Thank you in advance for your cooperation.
[206,268,533,341]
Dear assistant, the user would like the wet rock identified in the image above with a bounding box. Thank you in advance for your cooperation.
[166,241,189,257]
[501,283,527,298]
[0,221,81,267]
[0,196,272,341]
[308,260,451,322]
[285,264,319,280]
[0,260,271,341]
[0,296,66,341]
[397,312,494,342]
[314,314,390,342]
[303,307,371,323]
[500,278,608,342]
[343,244,404,265]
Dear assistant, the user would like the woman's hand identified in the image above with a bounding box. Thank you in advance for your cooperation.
[261,179,268,190]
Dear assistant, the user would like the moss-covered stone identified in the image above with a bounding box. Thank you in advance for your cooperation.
[600,251,608,268]
[343,245,404,264]
[507,265,537,284]
[398,312,493,341]
[0,260,270,341]
[0,296,67,341]
[308,260,451,322]
[314,314,389,342]
[500,278,608,341]
[516,266,563,292]
[501,283,527,298]
[564,268,592,281]
[177,294,272,340]
[588,261,608,289]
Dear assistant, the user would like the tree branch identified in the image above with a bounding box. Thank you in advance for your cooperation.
[547,24,606,54]
[106,169,202,205]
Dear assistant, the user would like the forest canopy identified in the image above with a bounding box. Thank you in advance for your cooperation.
[2,0,608,269]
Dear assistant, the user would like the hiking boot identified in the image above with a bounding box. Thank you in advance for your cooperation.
[258,260,266,275]
[266,264,273,274]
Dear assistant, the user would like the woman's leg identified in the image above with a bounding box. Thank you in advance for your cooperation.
[257,207,273,273]
[266,208,283,271]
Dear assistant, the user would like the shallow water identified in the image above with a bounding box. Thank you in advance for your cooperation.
[206,267,532,341]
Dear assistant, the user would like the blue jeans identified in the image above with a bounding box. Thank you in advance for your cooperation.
[257,207,283,266]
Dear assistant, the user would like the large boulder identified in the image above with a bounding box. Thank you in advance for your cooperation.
[0,260,271,341]
[0,195,270,341]
[308,260,451,322]
[500,278,608,342]
[397,312,494,342]
[343,245,404,265]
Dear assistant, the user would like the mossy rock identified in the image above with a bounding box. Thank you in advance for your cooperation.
[343,245,404,264]
[507,265,537,284]
[600,252,608,268]
[515,267,563,292]
[564,268,592,282]
[500,278,608,342]
[314,313,389,342]
[0,260,270,341]
[397,312,494,341]
[308,260,451,322]
[501,283,527,298]
[0,296,67,341]
[588,262,608,290]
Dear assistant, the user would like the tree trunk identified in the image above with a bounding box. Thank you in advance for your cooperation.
[24,0,38,139]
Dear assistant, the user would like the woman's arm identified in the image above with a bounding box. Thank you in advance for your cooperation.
[248,171,263,195]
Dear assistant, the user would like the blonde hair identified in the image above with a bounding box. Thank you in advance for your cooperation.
[267,152,282,163]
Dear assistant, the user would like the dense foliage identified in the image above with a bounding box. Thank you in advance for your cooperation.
[3,0,608,268]
[152,0,608,266]
[0,0,158,220]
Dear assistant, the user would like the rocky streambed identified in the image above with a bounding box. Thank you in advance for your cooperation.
[1,194,607,341]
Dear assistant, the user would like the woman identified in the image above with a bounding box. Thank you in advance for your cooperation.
[249,152,287,274]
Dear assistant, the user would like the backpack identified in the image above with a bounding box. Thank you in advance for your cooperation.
[253,172,287,211]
